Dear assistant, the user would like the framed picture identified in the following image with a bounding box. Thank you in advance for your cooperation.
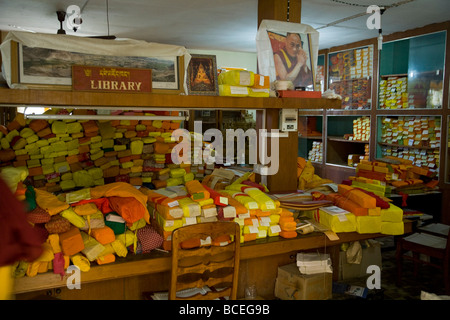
[186,54,219,95]
[256,20,319,91]
[267,31,314,90]
[4,36,187,94]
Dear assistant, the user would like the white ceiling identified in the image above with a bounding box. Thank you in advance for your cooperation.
[0,0,448,53]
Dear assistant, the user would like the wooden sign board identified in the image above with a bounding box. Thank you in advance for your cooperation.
[72,65,152,93]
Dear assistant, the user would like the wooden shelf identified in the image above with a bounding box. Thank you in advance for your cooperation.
[378,141,439,150]
[0,88,342,110]
[380,73,408,78]
[13,223,412,295]
[328,76,371,83]
[298,134,322,139]
[328,136,369,143]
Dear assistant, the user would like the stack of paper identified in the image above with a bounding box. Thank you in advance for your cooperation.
[150,286,212,300]
[296,253,333,274]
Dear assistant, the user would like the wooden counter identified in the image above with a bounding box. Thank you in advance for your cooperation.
[13,220,412,299]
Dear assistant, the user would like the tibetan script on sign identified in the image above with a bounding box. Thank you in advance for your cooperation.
[72,65,152,93]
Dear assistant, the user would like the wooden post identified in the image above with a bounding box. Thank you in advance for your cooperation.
[258,0,302,26]
[256,0,302,193]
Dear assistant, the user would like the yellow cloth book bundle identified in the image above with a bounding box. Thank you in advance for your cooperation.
[309,206,357,233]
[145,177,285,248]
[218,70,269,97]
[0,110,188,193]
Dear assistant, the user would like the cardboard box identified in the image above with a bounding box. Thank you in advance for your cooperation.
[275,263,332,300]
[339,241,381,280]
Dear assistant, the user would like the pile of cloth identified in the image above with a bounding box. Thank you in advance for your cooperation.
[4,165,163,279]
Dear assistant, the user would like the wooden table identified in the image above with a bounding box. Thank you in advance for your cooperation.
[13,220,412,299]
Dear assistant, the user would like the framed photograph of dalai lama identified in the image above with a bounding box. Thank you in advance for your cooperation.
[267,31,314,90]
[256,20,319,91]
[186,54,219,95]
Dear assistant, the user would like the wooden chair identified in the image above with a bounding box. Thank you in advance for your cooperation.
[396,223,450,294]
[169,221,240,300]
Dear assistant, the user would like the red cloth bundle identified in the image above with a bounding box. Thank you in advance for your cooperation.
[202,184,228,206]
[71,198,113,214]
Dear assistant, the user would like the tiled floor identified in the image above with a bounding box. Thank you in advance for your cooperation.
[331,236,448,300]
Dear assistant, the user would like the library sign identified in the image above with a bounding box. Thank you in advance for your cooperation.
[72,65,152,93]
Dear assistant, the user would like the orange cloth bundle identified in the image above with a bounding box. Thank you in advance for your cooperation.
[59,227,85,256]
[280,218,296,231]
[96,253,115,265]
[253,74,270,89]
[280,230,297,239]
[28,119,48,132]
[108,196,145,225]
[186,180,210,202]
[244,217,258,226]
[81,120,98,134]
[218,191,248,215]
[255,209,272,217]
[279,215,294,224]
[154,142,170,154]
[140,188,177,206]
[391,179,423,188]
[90,182,150,223]
[90,182,148,209]
[140,188,183,219]
[91,226,115,245]
[337,184,376,209]
[28,167,43,177]
[326,193,368,216]
[279,208,294,217]
[152,180,167,189]
[161,121,171,130]
[243,233,257,242]
[157,203,183,220]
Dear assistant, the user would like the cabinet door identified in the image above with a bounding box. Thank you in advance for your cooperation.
[378,31,446,110]
[377,115,441,174]
[328,46,373,110]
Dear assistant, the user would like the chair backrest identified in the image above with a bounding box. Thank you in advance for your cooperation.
[169,221,241,300]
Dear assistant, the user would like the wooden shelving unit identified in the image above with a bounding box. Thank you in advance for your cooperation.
[0,88,341,110]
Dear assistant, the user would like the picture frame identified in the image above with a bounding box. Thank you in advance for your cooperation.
[267,31,315,90]
[186,54,219,96]
[7,40,186,94]
[256,20,320,91]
